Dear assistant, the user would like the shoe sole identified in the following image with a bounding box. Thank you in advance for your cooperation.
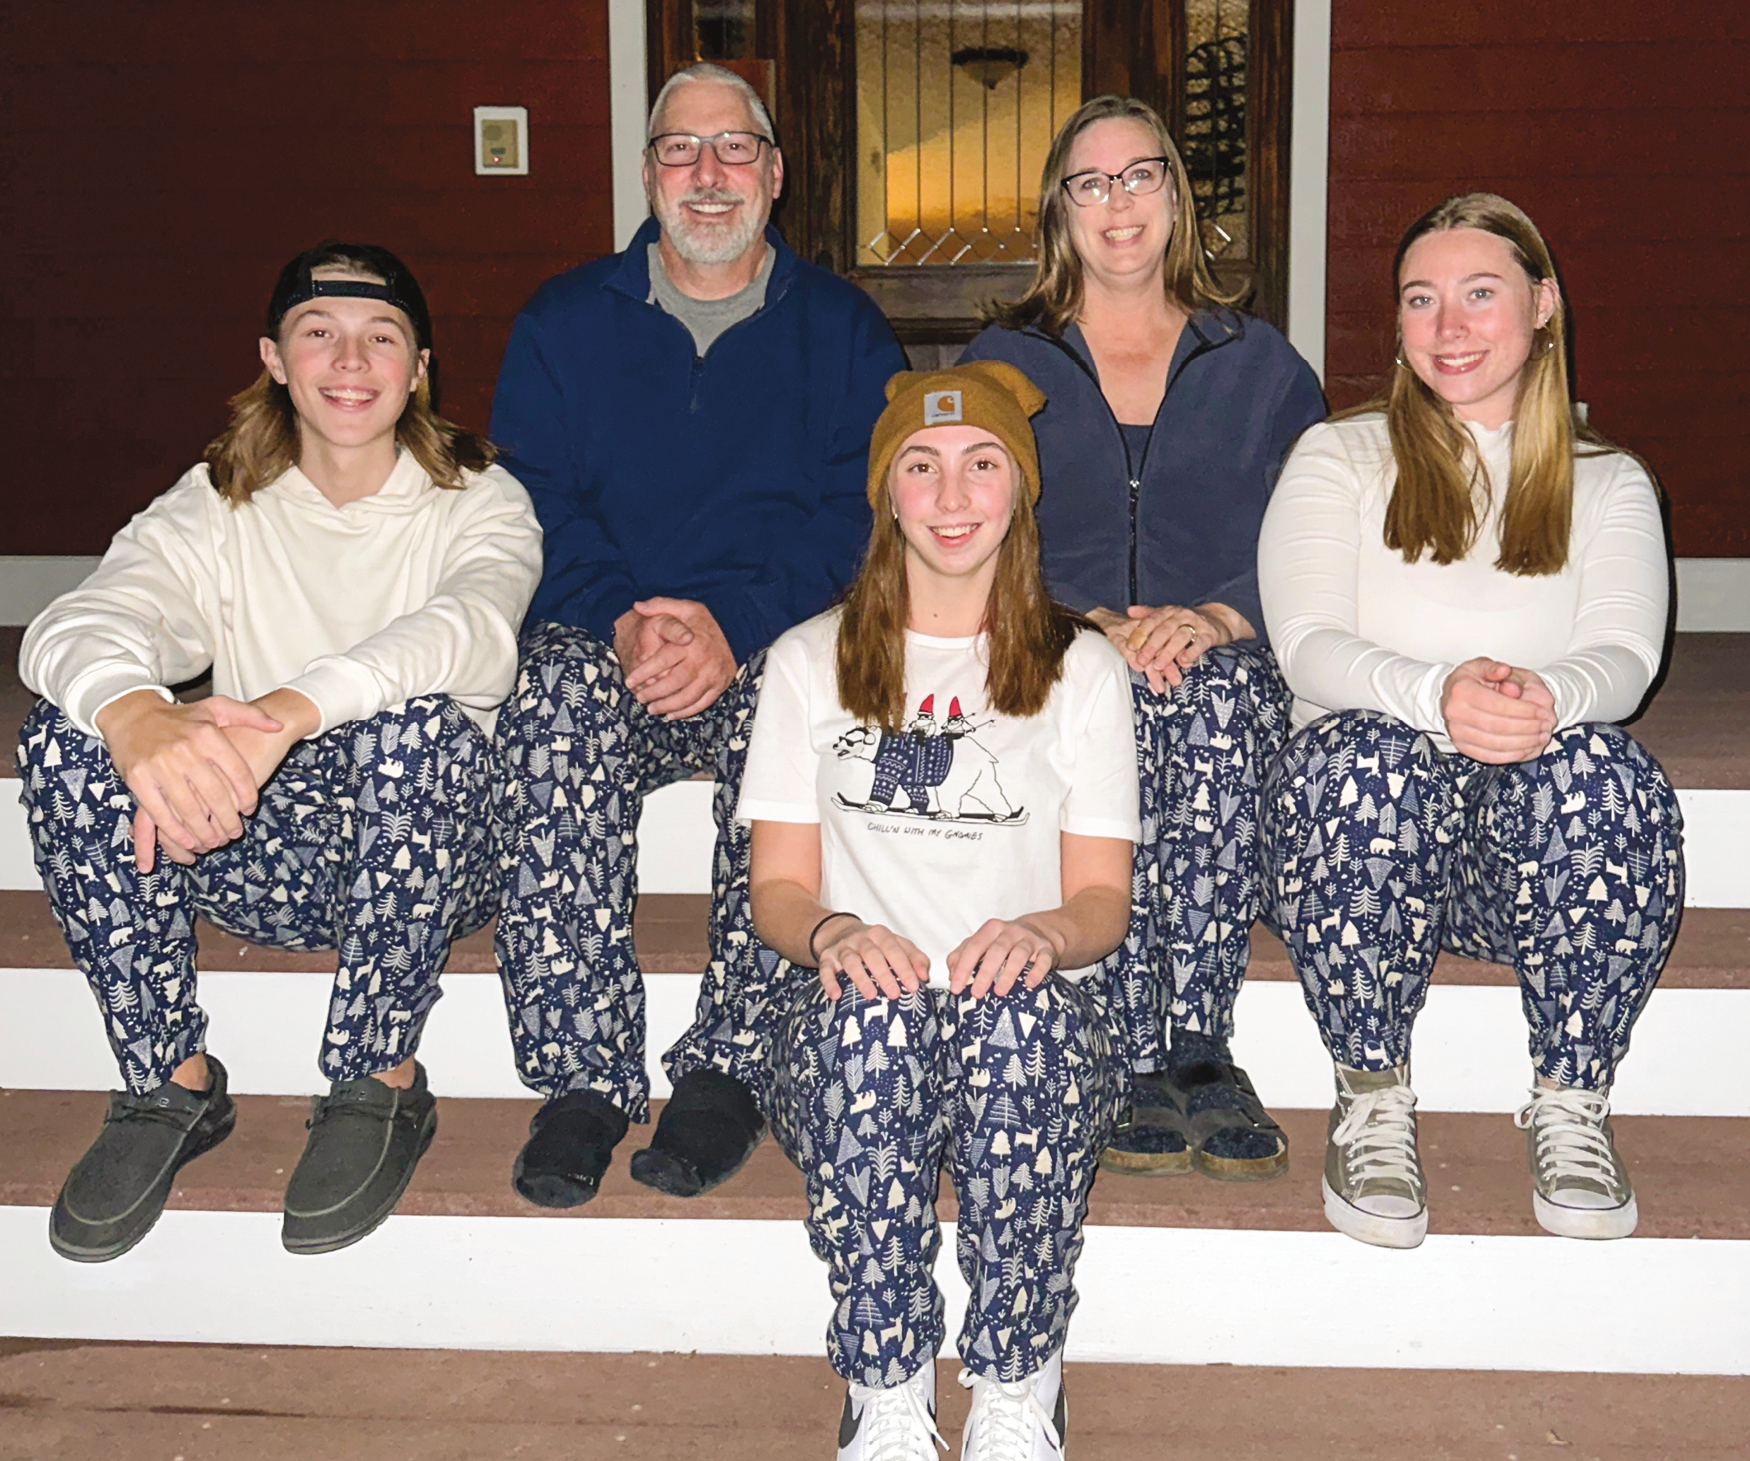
[1098,1145,1194,1177]
[627,1128,764,1198]
[1321,1175,1427,1249]
[282,1108,437,1256]
[513,1166,602,1208]
[50,1103,238,1264]
[1194,1145,1290,1181]
[1532,1190,1638,1240]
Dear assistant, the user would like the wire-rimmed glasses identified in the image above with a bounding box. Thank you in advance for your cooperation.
[1061,158,1172,208]
[647,131,772,167]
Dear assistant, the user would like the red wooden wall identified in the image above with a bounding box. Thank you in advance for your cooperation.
[1327,1,1749,556]
[2,2,614,556]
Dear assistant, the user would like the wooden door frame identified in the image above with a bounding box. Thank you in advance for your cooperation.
[644,0,1292,332]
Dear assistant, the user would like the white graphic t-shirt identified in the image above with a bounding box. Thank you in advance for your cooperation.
[739,610,1141,986]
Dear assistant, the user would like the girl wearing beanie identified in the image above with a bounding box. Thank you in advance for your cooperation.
[743,360,1140,1459]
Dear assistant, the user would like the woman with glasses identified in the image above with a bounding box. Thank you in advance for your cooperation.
[962,95,1324,1182]
[1258,194,1681,1248]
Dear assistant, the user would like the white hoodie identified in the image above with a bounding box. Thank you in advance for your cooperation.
[21,452,543,738]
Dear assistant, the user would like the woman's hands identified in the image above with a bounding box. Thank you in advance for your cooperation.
[814,918,930,1001]
[947,918,1061,998]
[1088,602,1247,692]
[1440,657,1556,763]
[96,686,319,873]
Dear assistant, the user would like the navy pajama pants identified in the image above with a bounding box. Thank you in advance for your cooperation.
[1113,643,1292,1070]
[17,696,501,1095]
[769,977,1124,1388]
[1260,712,1684,1089]
[492,621,803,1121]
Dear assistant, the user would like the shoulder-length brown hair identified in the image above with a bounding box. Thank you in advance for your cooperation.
[203,243,495,506]
[986,94,1242,335]
[836,461,1085,732]
[1346,192,1615,576]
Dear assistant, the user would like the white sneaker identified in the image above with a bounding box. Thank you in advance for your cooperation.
[1322,1063,1426,1249]
[837,1362,946,1460]
[958,1349,1066,1460]
[1515,1084,1638,1239]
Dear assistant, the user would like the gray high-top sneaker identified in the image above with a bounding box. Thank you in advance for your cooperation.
[1515,1084,1638,1239]
[1322,1063,1426,1249]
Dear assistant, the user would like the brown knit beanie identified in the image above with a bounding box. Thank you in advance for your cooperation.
[866,360,1047,508]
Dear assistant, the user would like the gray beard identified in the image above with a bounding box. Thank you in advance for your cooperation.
[656,192,767,266]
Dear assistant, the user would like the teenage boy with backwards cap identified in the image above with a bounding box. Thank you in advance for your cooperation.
[488,62,904,1206]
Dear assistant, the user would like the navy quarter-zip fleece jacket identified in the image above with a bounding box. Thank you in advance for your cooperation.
[490,219,905,665]
[961,310,1325,643]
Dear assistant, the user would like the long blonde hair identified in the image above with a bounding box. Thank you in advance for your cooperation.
[987,94,1241,334]
[1359,193,1612,575]
[836,468,1084,733]
[204,244,494,505]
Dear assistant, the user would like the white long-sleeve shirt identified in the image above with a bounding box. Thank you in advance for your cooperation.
[1258,413,1667,749]
[22,452,543,738]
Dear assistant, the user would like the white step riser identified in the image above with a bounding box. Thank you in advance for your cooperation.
[4,781,1747,904]
[1,1207,1745,1375]
[4,969,1745,1117]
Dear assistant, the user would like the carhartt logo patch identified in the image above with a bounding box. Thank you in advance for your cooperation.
[923,389,963,424]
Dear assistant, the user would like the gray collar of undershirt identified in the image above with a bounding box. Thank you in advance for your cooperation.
[647,243,775,358]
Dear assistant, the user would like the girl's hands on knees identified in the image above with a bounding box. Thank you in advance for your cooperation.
[1441,657,1557,764]
[816,920,930,1002]
[97,690,286,873]
[221,688,320,791]
[947,918,1062,999]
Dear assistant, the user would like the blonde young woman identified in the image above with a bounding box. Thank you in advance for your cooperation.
[745,363,1139,1459]
[1258,194,1683,1249]
[962,95,1325,1180]
[18,243,541,1262]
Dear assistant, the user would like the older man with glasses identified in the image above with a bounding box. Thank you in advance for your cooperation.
[489,63,904,1208]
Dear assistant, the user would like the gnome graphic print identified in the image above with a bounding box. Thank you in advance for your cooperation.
[833,694,1026,823]
[739,614,1140,988]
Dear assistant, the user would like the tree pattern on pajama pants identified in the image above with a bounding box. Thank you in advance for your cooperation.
[16,696,501,1096]
[1113,643,1291,1070]
[769,977,1123,1388]
[1260,711,1684,1088]
[493,621,803,1121]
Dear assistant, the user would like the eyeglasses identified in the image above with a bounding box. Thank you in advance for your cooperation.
[647,131,772,167]
[1060,158,1172,207]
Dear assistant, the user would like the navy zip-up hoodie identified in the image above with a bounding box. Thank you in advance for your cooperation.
[490,219,905,664]
[961,310,1325,643]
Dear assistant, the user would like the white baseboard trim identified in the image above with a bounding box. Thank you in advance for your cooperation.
[0,556,101,624]
[1676,558,1750,632]
[2,1206,1745,1374]
[4,558,1745,629]
[4,968,1744,1118]
[5,780,1747,904]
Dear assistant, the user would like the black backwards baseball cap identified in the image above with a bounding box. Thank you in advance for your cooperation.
[265,241,433,351]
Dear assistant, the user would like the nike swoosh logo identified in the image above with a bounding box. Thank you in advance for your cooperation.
[838,1394,862,1449]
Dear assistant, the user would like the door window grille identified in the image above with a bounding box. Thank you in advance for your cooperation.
[855,2,1083,267]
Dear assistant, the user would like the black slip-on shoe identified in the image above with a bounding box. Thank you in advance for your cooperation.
[50,1056,237,1263]
[628,1068,765,1198]
[512,1089,629,1209]
[281,1063,437,1255]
